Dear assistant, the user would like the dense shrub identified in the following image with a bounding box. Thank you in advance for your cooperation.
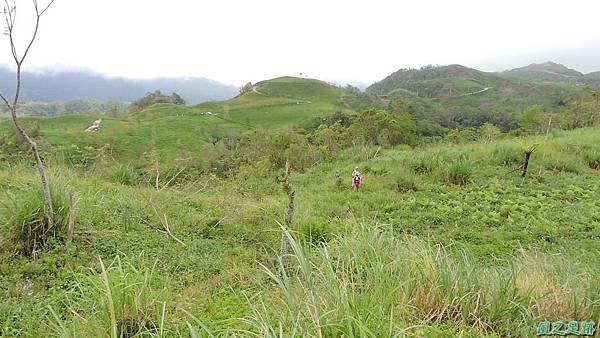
[2,183,71,257]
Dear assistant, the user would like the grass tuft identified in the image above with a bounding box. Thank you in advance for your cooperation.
[2,182,70,257]
[442,156,473,185]
[493,143,523,166]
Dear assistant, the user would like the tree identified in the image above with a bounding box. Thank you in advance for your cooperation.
[129,90,186,112]
[0,0,56,228]
[520,105,542,134]
[239,82,253,95]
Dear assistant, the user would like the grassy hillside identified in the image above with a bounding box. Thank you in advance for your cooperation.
[0,77,352,162]
[194,77,352,128]
[1,126,600,336]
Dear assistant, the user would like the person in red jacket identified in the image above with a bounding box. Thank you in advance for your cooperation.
[352,167,362,190]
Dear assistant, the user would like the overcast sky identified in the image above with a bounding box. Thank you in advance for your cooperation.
[1,0,599,86]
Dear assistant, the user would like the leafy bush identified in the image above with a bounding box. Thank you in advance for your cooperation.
[493,143,523,166]
[582,146,600,169]
[443,156,473,185]
[2,183,70,257]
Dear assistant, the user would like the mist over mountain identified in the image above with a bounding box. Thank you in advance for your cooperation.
[0,67,238,104]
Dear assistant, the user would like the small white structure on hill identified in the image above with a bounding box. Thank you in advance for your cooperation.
[85,119,102,132]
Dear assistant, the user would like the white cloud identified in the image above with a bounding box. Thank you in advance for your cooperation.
[1,0,599,85]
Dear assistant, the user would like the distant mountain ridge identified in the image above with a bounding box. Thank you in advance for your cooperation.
[503,61,600,87]
[0,68,238,104]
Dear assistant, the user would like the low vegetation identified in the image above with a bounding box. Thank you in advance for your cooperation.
[1,74,600,336]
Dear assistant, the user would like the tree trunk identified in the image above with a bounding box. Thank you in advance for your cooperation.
[522,150,534,178]
[10,108,54,229]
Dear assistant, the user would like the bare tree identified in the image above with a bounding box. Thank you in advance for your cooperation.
[1,0,56,227]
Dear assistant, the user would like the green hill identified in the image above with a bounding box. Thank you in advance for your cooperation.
[504,62,600,88]
[366,64,579,130]
[504,61,583,82]
[0,77,353,162]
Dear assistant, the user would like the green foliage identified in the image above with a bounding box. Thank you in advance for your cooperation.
[2,182,71,257]
[298,218,339,247]
[48,255,169,337]
[107,164,141,186]
[240,226,600,337]
[443,155,473,185]
[394,169,418,192]
[479,123,502,143]
[130,90,186,112]
[57,144,110,170]
[581,146,600,169]
[349,109,416,146]
[493,143,523,166]
[520,105,543,135]
[0,121,43,161]
[445,127,480,144]
[410,151,439,175]
[544,155,582,173]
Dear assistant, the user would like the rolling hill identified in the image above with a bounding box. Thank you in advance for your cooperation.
[503,61,600,88]
[0,77,353,162]
[366,64,580,129]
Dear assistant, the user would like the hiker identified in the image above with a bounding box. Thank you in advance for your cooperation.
[352,167,362,190]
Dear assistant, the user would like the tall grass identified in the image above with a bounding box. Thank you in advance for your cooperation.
[442,156,473,185]
[48,254,170,338]
[228,225,600,337]
[581,146,600,169]
[1,182,71,257]
[492,143,523,167]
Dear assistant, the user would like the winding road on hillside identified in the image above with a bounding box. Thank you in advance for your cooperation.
[453,87,492,98]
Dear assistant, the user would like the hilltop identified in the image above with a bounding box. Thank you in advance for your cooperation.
[504,61,583,82]
[504,61,600,88]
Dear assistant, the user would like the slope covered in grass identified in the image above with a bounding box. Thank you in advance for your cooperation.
[0,77,354,163]
[194,76,352,128]
[1,127,600,336]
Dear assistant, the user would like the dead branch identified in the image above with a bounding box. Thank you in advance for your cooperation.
[152,206,186,246]
[1,0,56,229]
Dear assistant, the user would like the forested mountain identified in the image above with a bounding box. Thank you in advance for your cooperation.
[503,62,600,87]
[364,64,579,131]
[0,68,238,104]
